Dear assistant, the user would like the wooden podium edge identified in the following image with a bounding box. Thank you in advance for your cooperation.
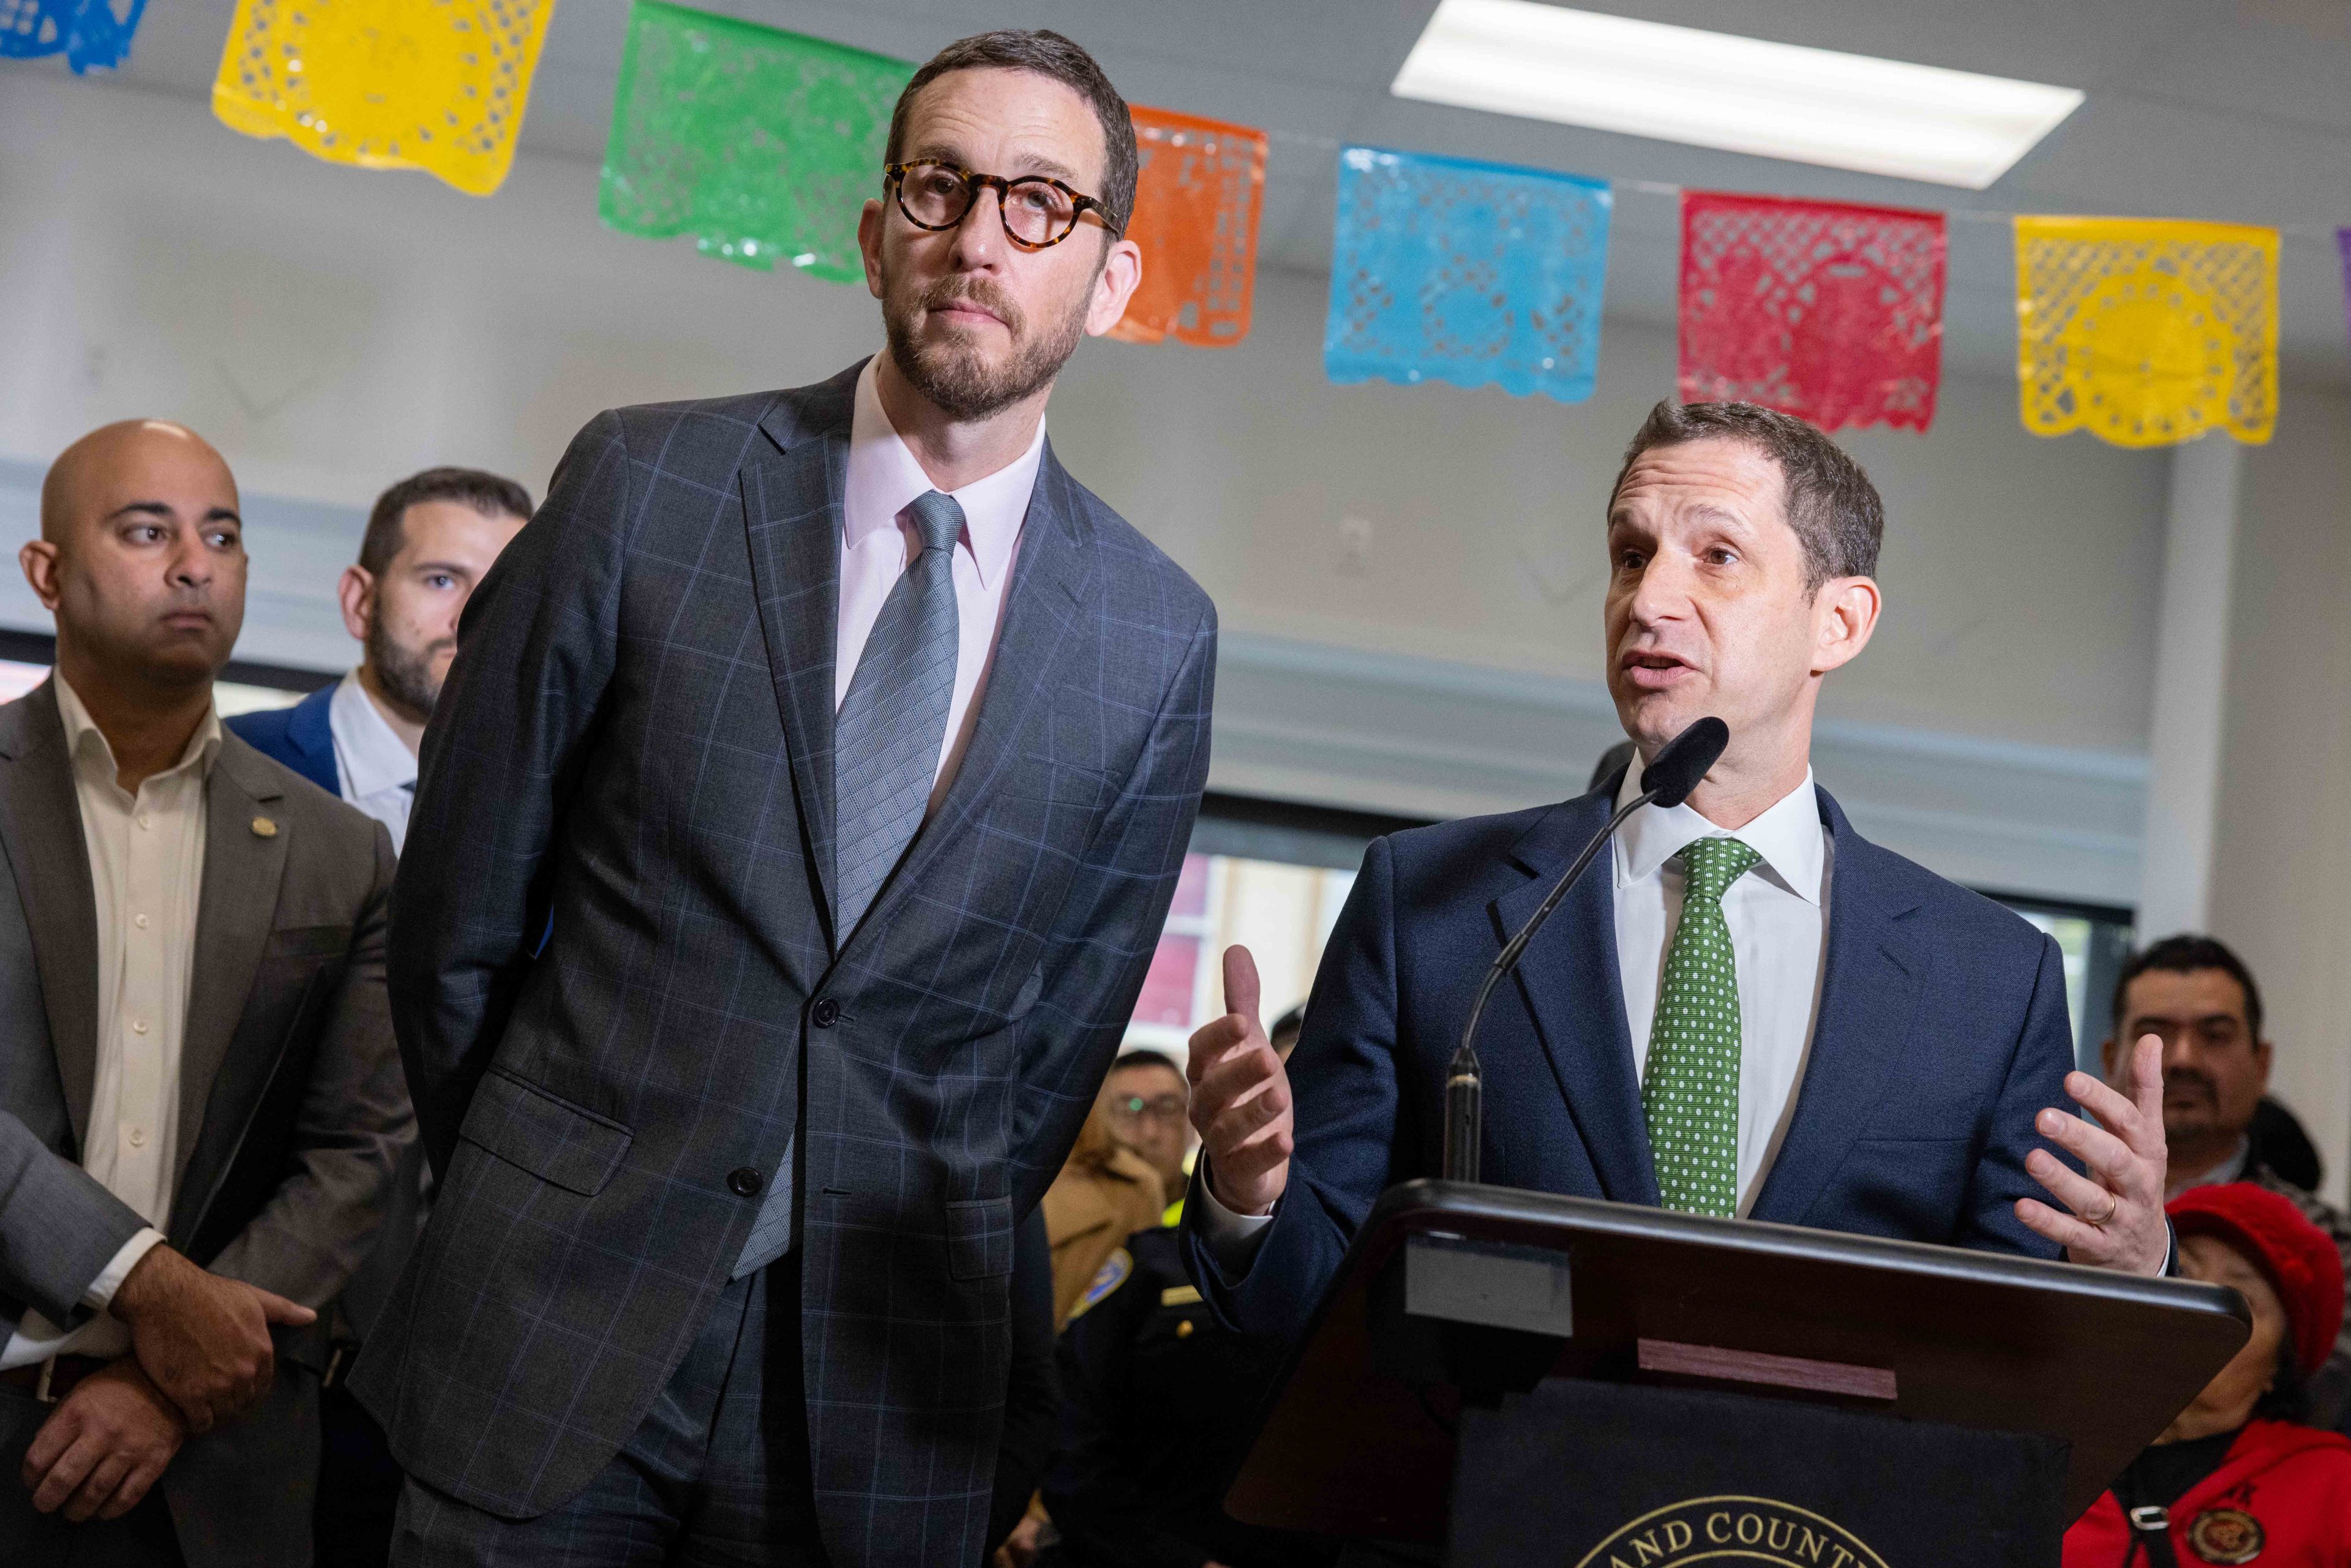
[1219,1179,2251,1544]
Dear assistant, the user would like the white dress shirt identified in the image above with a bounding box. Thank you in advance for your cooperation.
[1,676,220,1369]
[1199,760,1832,1257]
[837,355,1041,809]
[328,669,418,853]
[1611,757,1830,1217]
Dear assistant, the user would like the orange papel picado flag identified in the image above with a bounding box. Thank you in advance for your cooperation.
[1109,107,1267,348]
[2014,216,2278,447]
[211,0,557,198]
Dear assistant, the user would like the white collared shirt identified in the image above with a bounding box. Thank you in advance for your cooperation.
[837,356,1041,811]
[1613,758,1831,1217]
[328,670,418,853]
[1199,759,1834,1255]
[1,675,220,1369]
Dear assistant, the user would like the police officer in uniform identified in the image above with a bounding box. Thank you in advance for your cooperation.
[1044,1225,1330,1568]
[1043,1007,1325,1568]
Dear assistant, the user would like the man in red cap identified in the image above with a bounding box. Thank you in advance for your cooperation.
[2065,1183,2351,1568]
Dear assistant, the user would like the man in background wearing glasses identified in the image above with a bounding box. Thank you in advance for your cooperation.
[1101,1051,1195,1227]
[351,30,1216,1568]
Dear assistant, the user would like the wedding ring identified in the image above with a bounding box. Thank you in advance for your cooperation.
[2085,1191,2118,1226]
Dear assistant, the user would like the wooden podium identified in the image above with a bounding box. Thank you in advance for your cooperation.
[1223,1181,2249,1563]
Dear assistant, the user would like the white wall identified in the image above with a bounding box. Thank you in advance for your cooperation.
[1071,264,2169,757]
[0,73,2174,907]
[2211,386,2351,1204]
[17,68,2351,1188]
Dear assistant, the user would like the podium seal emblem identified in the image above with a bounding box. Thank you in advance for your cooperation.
[1573,1496,1886,1568]
[2187,1508,2263,1565]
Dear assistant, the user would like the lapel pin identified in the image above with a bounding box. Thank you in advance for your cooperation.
[252,816,278,838]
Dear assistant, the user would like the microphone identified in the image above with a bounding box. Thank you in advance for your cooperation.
[1442,717,1730,1183]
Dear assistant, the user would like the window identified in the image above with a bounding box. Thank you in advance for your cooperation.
[1120,795,1425,1059]
[1125,793,2139,1079]
[1993,893,2137,1073]
[1120,851,1358,1056]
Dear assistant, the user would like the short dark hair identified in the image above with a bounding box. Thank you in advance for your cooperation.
[359,467,533,577]
[1610,400,1884,588]
[2112,934,2265,1044]
[885,30,1138,237]
[1110,1049,1182,1081]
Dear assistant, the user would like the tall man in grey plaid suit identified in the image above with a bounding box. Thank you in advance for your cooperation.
[353,29,1217,1568]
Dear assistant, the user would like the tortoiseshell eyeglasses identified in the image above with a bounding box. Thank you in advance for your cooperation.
[884,159,1121,249]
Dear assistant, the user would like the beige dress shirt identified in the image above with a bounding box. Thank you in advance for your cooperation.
[0,675,219,1369]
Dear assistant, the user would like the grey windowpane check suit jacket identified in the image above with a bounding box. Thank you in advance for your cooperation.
[351,360,1217,1568]
[0,681,409,1568]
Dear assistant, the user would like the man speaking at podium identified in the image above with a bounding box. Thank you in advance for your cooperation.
[1182,400,2172,1341]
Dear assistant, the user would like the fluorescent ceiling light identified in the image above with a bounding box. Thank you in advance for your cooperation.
[1392,0,2084,189]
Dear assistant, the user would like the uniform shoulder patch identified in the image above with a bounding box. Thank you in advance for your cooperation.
[1068,1247,1133,1320]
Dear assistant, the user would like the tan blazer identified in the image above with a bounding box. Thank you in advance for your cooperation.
[1041,1103,1166,1329]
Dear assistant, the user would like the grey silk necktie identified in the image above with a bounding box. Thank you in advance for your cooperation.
[832,488,966,935]
[734,488,965,1278]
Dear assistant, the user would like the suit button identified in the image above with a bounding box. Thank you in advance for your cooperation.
[727,1167,763,1198]
[811,998,840,1028]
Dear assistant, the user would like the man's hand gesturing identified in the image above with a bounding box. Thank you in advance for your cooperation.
[2016,1031,2171,1275]
[1186,946,1294,1218]
[108,1246,315,1433]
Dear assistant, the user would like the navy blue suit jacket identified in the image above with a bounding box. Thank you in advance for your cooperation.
[1183,777,2076,1344]
[225,682,340,798]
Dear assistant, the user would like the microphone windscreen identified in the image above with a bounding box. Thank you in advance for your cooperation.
[1643,717,1729,808]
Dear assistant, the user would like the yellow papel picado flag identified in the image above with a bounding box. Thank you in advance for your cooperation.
[211,0,557,198]
[2014,216,2278,447]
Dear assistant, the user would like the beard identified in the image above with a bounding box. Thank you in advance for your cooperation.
[2158,1066,2229,1153]
[883,271,1090,422]
[366,617,450,724]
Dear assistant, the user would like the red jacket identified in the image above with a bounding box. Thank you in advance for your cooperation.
[2066,1421,2351,1568]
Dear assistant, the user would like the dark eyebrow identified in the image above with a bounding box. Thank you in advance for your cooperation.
[2128,1011,2244,1032]
[907,142,1087,189]
[104,501,243,527]
[408,559,476,577]
[1016,156,1086,187]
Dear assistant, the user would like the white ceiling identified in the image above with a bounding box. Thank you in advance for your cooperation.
[25,0,2351,385]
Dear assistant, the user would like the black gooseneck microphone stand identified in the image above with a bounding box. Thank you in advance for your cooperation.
[1442,716,1730,1183]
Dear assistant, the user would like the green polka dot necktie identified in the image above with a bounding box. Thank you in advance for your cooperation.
[1642,836,1761,1218]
